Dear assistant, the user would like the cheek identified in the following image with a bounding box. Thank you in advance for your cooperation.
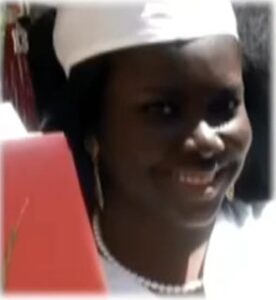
[236,107,253,155]
[222,106,252,161]
[99,112,166,185]
[101,100,172,166]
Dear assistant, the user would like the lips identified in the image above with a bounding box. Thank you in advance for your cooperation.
[176,165,219,187]
[178,172,215,185]
[154,161,225,194]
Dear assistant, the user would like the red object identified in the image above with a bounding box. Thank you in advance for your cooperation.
[2,133,107,293]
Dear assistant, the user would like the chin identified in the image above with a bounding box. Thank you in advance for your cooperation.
[156,188,226,231]
[180,210,218,229]
[182,201,221,229]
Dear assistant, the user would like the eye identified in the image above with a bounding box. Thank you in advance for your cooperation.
[141,100,180,122]
[207,91,240,127]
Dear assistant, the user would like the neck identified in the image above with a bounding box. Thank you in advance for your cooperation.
[98,193,215,285]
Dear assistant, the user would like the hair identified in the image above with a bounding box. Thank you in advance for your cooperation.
[233,3,271,201]
[67,56,112,140]
[58,55,113,214]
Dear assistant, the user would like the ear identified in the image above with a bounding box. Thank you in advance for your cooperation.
[84,136,100,161]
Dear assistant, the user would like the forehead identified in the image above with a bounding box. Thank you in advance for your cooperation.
[109,36,242,92]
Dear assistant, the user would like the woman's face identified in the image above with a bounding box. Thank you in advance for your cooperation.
[95,36,252,228]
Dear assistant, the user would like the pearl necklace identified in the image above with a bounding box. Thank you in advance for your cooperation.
[93,214,204,295]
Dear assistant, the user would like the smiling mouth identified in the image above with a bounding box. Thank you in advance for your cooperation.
[179,173,214,185]
[177,166,219,186]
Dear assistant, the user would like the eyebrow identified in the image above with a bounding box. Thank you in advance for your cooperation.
[209,85,243,100]
[138,83,243,105]
[139,87,183,101]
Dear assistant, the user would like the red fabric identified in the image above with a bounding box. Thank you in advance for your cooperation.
[3,133,107,293]
[3,22,38,130]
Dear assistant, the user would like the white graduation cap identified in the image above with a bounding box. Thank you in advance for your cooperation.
[53,0,238,77]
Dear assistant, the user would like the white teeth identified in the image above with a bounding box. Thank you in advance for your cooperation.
[178,172,214,185]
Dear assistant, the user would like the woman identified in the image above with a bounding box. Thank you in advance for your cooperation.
[52,0,276,298]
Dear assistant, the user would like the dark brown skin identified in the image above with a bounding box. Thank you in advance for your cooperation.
[87,36,252,285]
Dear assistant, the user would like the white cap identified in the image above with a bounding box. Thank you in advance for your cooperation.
[53,0,238,77]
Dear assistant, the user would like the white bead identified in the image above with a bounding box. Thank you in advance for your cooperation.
[158,285,166,293]
[166,285,174,294]
[150,281,159,290]
[174,286,183,294]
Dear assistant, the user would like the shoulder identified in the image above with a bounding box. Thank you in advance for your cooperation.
[220,198,276,271]
[220,198,276,228]
[206,199,276,298]
[216,198,276,265]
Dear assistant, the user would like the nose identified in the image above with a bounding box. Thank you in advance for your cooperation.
[183,121,225,158]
